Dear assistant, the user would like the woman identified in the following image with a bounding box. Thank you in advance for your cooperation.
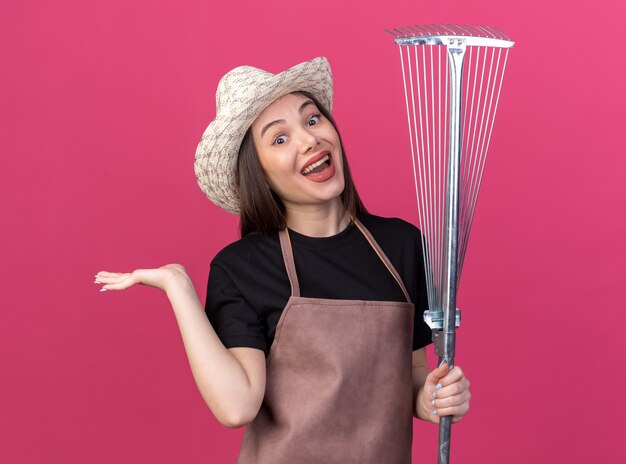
[95,57,471,463]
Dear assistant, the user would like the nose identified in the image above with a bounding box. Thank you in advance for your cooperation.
[295,125,319,154]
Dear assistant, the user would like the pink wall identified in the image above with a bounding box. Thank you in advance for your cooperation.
[1,0,624,462]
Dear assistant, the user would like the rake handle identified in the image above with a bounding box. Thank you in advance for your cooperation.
[437,40,465,464]
[437,351,456,464]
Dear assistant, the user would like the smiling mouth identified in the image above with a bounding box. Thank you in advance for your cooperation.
[301,155,331,176]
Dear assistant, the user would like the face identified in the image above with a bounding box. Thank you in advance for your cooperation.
[250,93,345,212]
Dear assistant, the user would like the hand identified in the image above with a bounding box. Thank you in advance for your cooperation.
[94,263,189,294]
[416,362,471,424]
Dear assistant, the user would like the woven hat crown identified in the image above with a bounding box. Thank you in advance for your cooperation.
[215,66,274,111]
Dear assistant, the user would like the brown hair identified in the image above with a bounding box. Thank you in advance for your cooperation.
[236,91,367,238]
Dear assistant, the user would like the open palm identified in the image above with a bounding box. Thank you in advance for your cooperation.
[94,263,188,293]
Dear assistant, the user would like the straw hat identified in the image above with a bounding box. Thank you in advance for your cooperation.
[194,56,334,214]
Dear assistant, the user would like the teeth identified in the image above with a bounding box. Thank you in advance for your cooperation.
[302,155,329,174]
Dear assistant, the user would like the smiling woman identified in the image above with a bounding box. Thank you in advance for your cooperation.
[95,56,471,464]
[253,94,343,193]
[237,90,364,237]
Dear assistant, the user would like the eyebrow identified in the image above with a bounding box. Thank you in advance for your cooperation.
[260,100,316,139]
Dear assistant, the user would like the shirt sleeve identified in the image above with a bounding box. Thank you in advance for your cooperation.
[205,261,267,353]
[412,232,433,351]
[412,276,432,350]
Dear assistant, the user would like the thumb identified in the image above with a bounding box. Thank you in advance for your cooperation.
[426,361,450,386]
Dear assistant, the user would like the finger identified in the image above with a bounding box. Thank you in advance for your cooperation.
[426,362,450,386]
[95,271,124,277]
[433,380,469,399]
[433,390,471,409]
[433,402,470,419]
[95,274,132,284]
[100,275,138,291]
[96,273,136,291]
[438,366,466,387]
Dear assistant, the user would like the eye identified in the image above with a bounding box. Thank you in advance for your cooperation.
[307,113,321,126]
[273,135,287,145]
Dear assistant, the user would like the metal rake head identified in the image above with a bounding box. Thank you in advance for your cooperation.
[386,22,514,311]
[385,23,514,48]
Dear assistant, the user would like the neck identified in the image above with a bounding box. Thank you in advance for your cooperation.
[284,198,352,237]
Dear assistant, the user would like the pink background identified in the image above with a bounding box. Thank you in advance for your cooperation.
[2,0,624,462]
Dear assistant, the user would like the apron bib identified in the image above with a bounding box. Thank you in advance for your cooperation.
[236,218,415,464]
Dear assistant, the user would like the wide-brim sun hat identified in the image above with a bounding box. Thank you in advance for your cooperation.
[194,56,334,215]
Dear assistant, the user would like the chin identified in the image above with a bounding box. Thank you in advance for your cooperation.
[314,179,345,199]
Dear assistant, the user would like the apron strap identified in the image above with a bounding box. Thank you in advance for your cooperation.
[278,217,413,304]
[278,228,301,297]
[352,217,413,304]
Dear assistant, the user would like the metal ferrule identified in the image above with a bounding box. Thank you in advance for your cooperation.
[423,309,461,330]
